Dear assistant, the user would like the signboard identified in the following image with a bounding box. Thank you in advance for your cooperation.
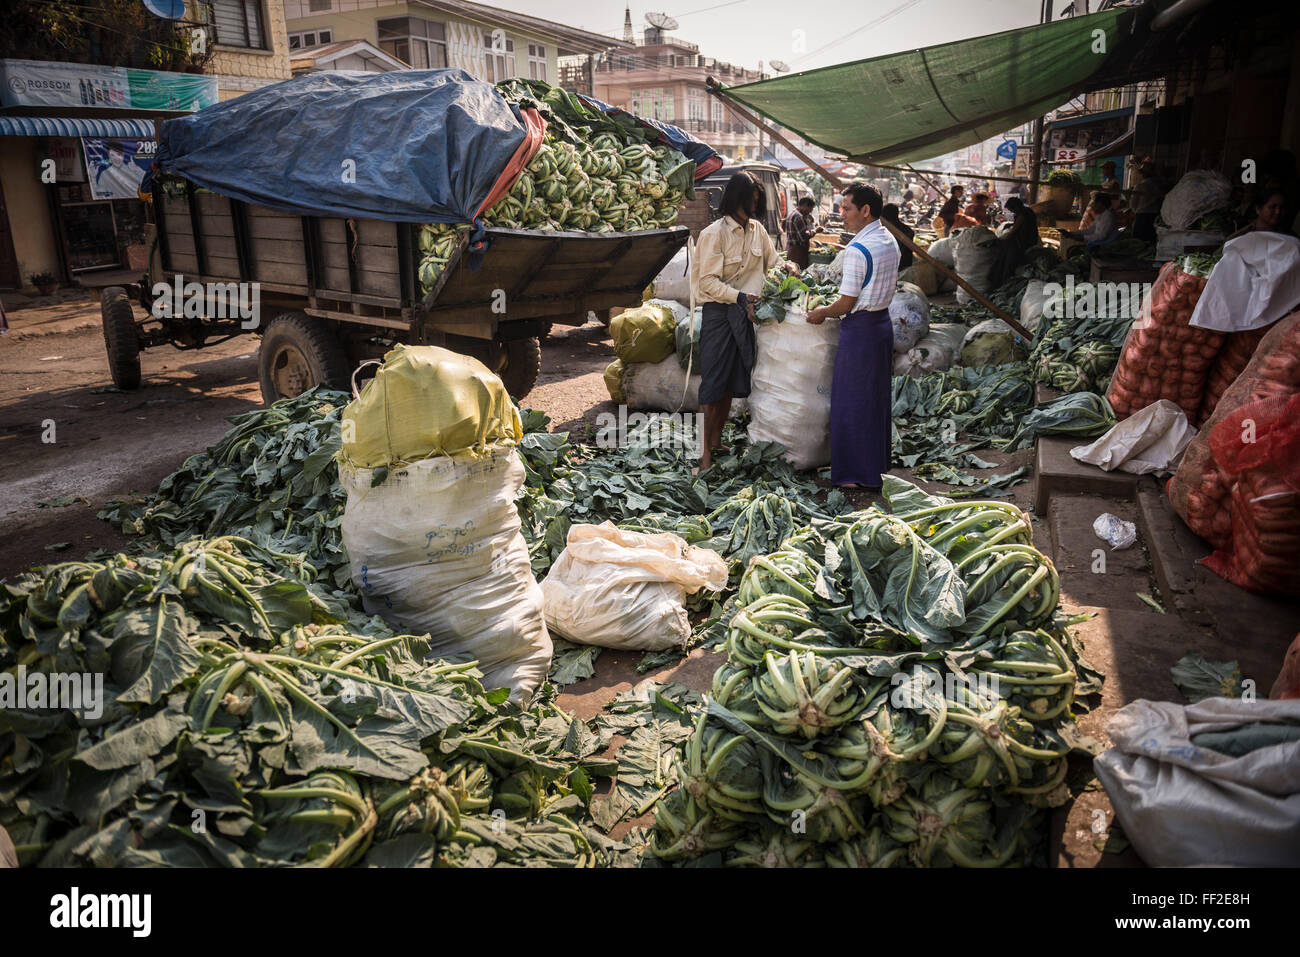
[0,59,216,111]
[49,138,86,182]
[996,139,1018,161]
[82,137,156,200]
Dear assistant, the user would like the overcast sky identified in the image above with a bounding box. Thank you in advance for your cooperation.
[504,0,1060,72]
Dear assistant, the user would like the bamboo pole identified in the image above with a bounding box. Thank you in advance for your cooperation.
[705,79,1032,340]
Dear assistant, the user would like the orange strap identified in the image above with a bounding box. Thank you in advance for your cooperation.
[474,107,547,221]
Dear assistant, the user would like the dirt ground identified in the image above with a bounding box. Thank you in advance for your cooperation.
[0,297,617,580]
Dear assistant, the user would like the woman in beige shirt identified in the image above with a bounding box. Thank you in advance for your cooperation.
[692,172,796,471]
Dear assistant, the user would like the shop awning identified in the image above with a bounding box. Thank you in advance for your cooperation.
[0,116,158,138]
[717,4,1164,165]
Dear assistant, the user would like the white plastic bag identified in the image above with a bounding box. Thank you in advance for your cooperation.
[952,226,999,305]
[651,247,691,302]
[645,297,691,326]
[540,522,728,651]
[889,286,931,353]
[1094,697,1300,867]
[622,354,747,415]
[1070,399,1196,474]
[339,449,552,704]
[960,317,1027,367]
[926,236,956,268]
[748,308,840,469]
[1190,232,1300,332]
[1092,513,1137,550]
[893,331,956,376]
[1019,279,1054,335]
[1159,169,1232,231]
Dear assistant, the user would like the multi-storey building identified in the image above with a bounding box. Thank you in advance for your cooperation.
[283,0,624,86]
[589,27,768,160]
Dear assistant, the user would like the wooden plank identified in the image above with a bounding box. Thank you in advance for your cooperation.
[354,219,398,247]
[167,253,199,273]
[246,239,309,267]
[246,215,306,242]
[358,271,401,298]
[319,242,400,275]
[196,192,230,215]
[252,259,308,286]
[197,214,235,240]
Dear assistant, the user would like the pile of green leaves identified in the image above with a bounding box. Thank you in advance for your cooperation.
[100,388,352,588]
[0,536,659,868]
[647,476,1103,868]
[1028,294,1132,395]
[756,266,839,322]
[890,363,1036,496]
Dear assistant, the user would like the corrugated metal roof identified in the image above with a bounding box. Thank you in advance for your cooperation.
[0,116,157,137]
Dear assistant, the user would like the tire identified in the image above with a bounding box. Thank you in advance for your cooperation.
[257,312,351,405]
[101,286,141,390]
[499,337,542,401]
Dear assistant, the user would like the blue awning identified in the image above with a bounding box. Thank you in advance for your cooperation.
[0,116,157,137]
[1045,107,1133,130]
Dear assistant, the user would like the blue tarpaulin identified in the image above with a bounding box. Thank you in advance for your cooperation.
[156,70,526,224]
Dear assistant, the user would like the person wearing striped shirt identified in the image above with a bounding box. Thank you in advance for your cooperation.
[807,182,900,490]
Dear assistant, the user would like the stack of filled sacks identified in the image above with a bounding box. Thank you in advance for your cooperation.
[604,299,749,415]
[336,345,552,703]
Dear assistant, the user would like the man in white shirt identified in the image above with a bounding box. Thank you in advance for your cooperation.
[807,182,900,489]
[1065,192,1118,246]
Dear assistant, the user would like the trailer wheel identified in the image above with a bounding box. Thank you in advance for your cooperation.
[495,338,542,401]
[258,312,351,404]
[101,287,142,390]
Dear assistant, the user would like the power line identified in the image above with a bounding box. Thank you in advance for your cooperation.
[791,0,926,64]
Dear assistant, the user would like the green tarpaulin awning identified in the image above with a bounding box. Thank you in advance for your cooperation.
[720,6,1146,165]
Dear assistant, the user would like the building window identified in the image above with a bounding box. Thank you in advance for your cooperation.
[527,43,547,82]
[288,29,332,50]
[632,88,673,122]
[209,0,266,50]
[308,0,331,10]
[687,86,705,124]
[483,32,516,82]
[378,17,448,69]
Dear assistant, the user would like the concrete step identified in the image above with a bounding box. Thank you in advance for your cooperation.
[1134,479,1300,648]
[1033,435,1139,515]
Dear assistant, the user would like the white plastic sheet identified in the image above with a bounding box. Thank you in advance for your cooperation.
[1070,399,1196,475]
[651,246,691,302]
[889,286,931,353]
[1019,279,1054,334]
[1094,697,1300,867]
[339,449,552,704]
[952,226,999,305]
[1159,169,1232,231]
[622,354,748,416]
[748,308,840,469]
[540,522,728,651]
[1190,232,1300,332]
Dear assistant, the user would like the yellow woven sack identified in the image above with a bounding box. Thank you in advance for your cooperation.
[340,344,522,468]
[610,303,676,364]
[604,358,626,404]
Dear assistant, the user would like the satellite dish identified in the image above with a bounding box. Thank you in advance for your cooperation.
[142,0,187,19]
[646,12,680,30]
[769,60,790,72]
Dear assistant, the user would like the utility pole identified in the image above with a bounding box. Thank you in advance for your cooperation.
[1028,0,1054,204]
